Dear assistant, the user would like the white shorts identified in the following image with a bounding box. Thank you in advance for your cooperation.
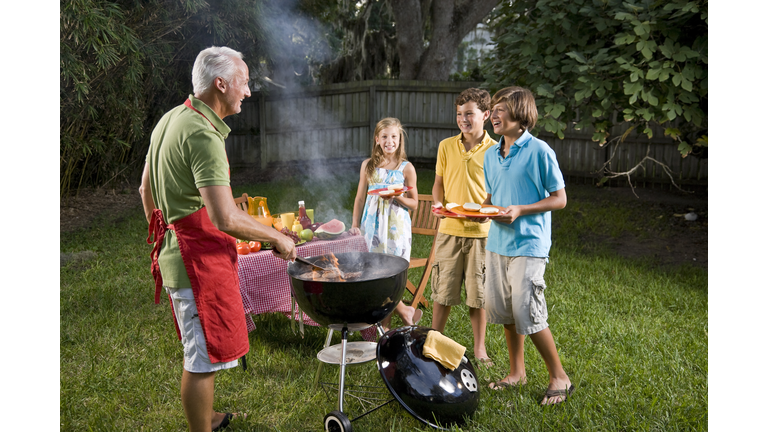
[166,287,239,373]
[483,253,549,335]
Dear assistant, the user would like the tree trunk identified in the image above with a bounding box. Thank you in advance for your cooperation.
[391,0,500,81]
[390,0,426,80]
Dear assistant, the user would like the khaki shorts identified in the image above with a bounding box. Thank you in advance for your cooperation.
[484,253,549,335]
[166,287,239,373]
[430,233,486,309]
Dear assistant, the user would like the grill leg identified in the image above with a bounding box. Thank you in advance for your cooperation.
[337,326,349,413]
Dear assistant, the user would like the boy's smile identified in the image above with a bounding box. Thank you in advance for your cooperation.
[491,103,523,141]
[456,101,489,136]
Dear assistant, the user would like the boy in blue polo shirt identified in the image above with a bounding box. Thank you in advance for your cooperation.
[483,86,574,405]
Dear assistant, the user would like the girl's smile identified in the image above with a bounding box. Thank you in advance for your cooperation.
[376,126,401,154]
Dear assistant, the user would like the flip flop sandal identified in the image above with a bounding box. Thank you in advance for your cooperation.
[214,412,245,431]
[488,379,525,390]
[476,357,494,368]
[488,381,513,390]
[543,384,575,405]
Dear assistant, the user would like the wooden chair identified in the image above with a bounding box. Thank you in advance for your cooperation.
[233,193,250,213]
[406,194,441,309]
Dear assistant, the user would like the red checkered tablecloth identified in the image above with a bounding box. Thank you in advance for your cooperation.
[237,233,369,333]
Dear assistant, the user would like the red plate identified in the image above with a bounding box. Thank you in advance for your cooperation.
[449,205,507,218]
[368,186,414,196]
[432,207,463,219]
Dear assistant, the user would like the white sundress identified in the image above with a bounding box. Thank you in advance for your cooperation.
[360,161,412,261]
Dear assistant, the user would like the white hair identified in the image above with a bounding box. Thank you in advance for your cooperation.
[192,46,244,95]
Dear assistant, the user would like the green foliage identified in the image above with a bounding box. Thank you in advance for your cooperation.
[482,0,707,156]
[60,0,273,197]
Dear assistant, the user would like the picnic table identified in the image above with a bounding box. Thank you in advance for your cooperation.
[237,233,372,336]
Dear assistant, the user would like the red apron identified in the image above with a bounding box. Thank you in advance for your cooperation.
[147,207,249,364]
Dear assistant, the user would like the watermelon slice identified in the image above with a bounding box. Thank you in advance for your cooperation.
[314,219,346,239]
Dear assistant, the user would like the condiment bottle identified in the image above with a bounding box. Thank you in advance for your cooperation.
[298,200,311,229]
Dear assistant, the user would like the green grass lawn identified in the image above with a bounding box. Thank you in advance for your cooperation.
[60,169,707,431]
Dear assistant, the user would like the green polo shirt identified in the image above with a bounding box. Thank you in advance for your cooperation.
[435,132,496,238]
[147,95,232,288]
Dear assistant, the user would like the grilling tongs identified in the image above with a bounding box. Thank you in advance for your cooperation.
[294,256,346,278]
[273,248,346,278]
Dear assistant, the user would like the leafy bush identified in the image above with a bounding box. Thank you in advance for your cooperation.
[483,0,708,157]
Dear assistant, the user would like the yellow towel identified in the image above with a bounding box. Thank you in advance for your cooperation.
[422,330,466,370]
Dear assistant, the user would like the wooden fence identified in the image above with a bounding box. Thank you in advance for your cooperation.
[225,80,707,187]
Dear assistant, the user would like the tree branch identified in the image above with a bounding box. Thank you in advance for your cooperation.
[453,0,499,36]
[597,141,693,197]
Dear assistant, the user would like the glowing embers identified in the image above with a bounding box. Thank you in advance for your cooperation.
[299,253,362,282]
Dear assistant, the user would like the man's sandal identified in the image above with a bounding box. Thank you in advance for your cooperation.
[213,413,233,431]
[214,412,246,431]
[542,384,575,405]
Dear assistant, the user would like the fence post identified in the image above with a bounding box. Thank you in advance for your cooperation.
[369,85,376,138]
[259,92,267,170]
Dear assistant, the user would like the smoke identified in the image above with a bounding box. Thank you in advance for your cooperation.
[247,2,379,229]
[248,4,360,228]
[257,0,335,91]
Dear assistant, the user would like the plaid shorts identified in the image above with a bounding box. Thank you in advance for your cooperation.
[166,287,239,373]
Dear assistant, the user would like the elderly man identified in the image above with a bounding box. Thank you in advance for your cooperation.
[140,46,297,432]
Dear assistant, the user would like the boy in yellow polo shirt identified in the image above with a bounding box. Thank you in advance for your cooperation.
[430,88,496,366]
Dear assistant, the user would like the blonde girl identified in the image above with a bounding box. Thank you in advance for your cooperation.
[350,117,422,328]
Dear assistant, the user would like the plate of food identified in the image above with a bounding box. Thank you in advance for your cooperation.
[432,203,463,219]
[368,185,413,196]
[449,203,507,218]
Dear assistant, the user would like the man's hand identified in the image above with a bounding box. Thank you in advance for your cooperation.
[272,234,297,261]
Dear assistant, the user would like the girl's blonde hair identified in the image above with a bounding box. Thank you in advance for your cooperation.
[365,117,408,183]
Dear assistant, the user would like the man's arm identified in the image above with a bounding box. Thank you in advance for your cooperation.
[139,162,155,224]
[199,185,297,261]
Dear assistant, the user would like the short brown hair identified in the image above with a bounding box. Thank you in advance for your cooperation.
[490,87,538,131]
[455,88,491,112]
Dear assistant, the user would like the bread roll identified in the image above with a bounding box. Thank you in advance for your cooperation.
[462,202,482,212]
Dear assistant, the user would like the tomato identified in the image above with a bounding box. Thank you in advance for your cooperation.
[248,241,261,252]
[236,242,251,255]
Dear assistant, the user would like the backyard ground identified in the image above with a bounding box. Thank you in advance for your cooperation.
[60,167,708,270]
[60,167,708,431]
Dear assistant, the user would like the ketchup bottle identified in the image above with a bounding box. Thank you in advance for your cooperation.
[298,200,311,229]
